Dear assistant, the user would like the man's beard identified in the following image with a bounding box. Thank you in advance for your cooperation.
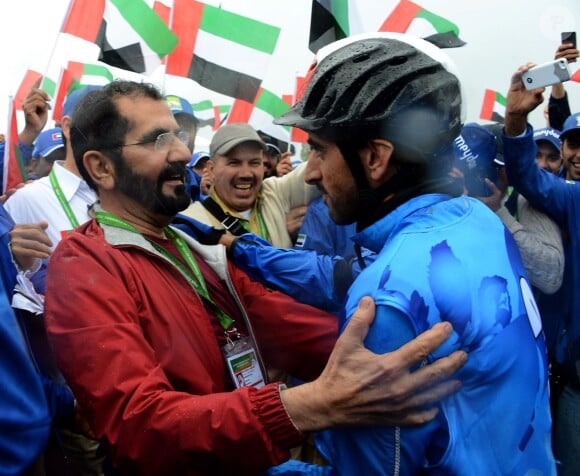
[115,159,191,216]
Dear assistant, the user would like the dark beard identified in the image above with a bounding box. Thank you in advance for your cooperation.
[115,159,191,216]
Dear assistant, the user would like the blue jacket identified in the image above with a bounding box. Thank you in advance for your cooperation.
[0,269,50,475]
[0,204,16,293]
[504,125,580,378]
[315,193,554,475]
[294,197,357,258]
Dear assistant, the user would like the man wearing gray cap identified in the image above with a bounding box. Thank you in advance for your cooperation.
[182,123,318,247]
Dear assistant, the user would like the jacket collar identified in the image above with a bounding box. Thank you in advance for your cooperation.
[352,193,452,254]
[95,203,229,280]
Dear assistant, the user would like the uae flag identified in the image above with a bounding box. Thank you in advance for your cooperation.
[52,62,115,122]
[309,0,464,53]
[480,89,506,123]
[14,71,43,111]
[3,100,27,193]
[192,100,230,130]
[227,89,291,143]
[166,0,281,103]
[380,0,465,48]
[61,0,177,75]
[309,0,349,53]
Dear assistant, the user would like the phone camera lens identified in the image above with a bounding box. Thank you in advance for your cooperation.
[526,78,533,83]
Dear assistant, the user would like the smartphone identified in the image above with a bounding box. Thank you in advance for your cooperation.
[561,31,577,48]
[561,31,577,63]
[521,58,571,90]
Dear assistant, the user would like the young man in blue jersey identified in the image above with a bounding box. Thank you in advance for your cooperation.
[503,65,580,476]
[265,33,555,475]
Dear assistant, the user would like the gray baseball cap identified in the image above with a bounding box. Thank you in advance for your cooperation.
[210,123,267,156]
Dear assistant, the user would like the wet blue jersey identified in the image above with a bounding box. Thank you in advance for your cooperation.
[316,193,555,475]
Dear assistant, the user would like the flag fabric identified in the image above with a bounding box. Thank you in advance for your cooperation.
[14,71,43,111]
[379,0,465,47]
[571,68,580,83]
[62,0,177,74]
[308,0,464,53]
[52,62,115,122]
[166,0,281,102]
[480,89,506,123]
[3,99,27,193]
[309,0,349,53]
[61,0,104,42]
[291,76,309,143]
[192,100,230,130]
[228,89,291,143]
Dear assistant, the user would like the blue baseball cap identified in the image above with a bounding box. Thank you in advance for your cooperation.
[453,122,500,197]
[33,128,64,158]
[164,95,194,116]
[561,112,580,140]
[62,85,103,118]
[188,151,210,169]
[534,127,561,152]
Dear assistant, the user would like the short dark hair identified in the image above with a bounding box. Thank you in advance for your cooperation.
[69,80,163,190]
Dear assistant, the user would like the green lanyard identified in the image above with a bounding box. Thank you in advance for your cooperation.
[95,211,235,330]
[238,208,269,241]
[49,169,80,228]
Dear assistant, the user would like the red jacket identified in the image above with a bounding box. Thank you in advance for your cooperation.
[45,218,337,475]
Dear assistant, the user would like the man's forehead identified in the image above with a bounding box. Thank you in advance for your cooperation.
[563,130,580,144]
[219,142,264,158]
[117,95,177,131]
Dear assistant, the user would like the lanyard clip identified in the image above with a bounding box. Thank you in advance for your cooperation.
[224,327,241,346]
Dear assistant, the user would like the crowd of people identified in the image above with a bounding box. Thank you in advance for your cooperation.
[0,31,578,476]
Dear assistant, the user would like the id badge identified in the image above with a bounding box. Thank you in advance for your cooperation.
[221,336,265,389]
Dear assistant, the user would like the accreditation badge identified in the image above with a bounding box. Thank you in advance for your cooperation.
[221,336,265,389]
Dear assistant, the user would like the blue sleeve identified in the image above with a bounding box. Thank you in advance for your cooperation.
[295,198,356,258]
[0,142,4,190]
[231,234,348,314]
[316,305,442,475]
[265,460,335,475]
[18,142,33,165]
[0,285,50,474]
[0,203,16,292]
[503,125,577,226]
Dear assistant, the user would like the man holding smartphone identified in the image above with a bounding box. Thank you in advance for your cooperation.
[548,33,579,130]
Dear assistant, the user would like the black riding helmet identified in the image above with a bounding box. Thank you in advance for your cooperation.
[275,33,465,230]
[276,32,464,165]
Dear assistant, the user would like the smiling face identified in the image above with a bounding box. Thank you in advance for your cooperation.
[535,141,562,174]
[211,142,265,212]
[562,131,580,182]
[111,96,192,217]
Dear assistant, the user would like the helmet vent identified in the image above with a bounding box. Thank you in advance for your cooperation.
[388,55,408,66]
[352,53,371,64]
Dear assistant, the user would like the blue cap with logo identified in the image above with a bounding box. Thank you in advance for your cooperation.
[453,122,500,197]
[188,151,210,169]
[62,85,103,118]
[164,95,194,116]
[560,112,580,140]
[533,127,561,152]
[33,128,64,158]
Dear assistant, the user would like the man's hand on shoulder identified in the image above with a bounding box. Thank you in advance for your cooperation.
[281,296,467,432]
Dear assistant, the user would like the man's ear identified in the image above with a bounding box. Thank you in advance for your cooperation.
[61,116,71,140]
[360,139,396,187]
[83,151,116,191]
